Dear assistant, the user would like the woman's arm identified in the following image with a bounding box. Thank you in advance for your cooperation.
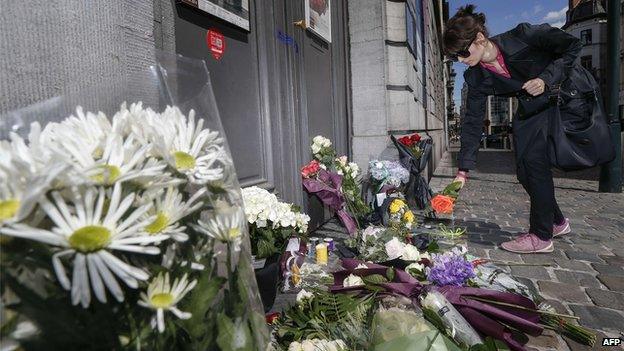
[458,81,488,171]
[516,23,582,89]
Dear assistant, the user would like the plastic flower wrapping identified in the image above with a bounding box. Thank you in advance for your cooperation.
[242,186,309,259]
[0,53,269,350]
[368,160,409,192]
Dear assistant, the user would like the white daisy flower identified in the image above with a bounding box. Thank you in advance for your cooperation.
[138,272,197,333]
[141,187,207,242]
[0,135,66,226]
[0,184,168,307]
[41,106,112,158]
[194,208,245,251]
[150,106,228,184]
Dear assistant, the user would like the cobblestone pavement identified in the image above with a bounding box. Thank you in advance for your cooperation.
[272,147,624,350]
[431,147,624,351]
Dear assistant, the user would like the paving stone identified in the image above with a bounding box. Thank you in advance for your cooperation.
[569,305,624,331]
[565,251,605,263]
[538,281,590,303]
[555,258,596,273]
[596,275,624,292]
[554,270,602,288]
[510,266,551,280]
[599,255,624,267]
[488,249,523,262]
[522,254,559,266]
[586,289,624,310]
[591,264,624,277]
[527,330,566,349]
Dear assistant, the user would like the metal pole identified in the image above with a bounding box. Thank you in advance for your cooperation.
[598,0,623,193]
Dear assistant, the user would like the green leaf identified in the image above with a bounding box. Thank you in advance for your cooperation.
[386,267,395,282]
[363,274,388,285]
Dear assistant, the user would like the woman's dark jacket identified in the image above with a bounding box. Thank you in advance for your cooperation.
[458,23,582,170]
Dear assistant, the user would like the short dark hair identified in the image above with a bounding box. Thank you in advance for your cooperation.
[443,4,489,55]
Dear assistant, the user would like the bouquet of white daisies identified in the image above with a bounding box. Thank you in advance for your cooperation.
[0,102,269,350]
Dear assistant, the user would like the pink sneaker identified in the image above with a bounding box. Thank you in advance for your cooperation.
[553,218,571,237]
[500,233,554,254]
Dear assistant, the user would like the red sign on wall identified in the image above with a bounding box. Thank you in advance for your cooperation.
[206,29,225,60]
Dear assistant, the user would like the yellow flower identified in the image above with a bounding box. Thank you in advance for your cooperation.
[403,210,415,223]
[389,199,406,214]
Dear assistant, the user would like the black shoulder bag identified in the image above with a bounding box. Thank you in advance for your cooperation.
[547,64,615,171]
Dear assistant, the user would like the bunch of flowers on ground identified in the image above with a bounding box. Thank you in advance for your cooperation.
[242,186,309,259]
[368,160,410,194]
[0,103,269,349]
[397,133,424,159]
[387,198,416,232]
[300,135,369,234]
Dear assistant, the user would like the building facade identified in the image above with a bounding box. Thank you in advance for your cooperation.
[563,0,608,97]
[348,0,451,179]
[1,0,452,225]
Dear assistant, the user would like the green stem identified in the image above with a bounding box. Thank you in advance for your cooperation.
[226,244,235,308]
[466,296,580,320]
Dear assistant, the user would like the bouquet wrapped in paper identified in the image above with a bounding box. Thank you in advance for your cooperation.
[300,136,369,234]
[241,186,309,260]
[390,134,434,210]
[0,52,269,350]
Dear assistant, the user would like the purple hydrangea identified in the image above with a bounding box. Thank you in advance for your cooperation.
[426,251,475,286]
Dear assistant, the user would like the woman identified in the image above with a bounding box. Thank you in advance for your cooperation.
[443,5,581,254]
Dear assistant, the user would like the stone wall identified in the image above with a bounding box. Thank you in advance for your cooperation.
[348,0,449,178]
[0,0,175,115]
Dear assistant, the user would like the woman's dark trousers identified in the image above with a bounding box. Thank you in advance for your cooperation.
[513,112,565,240]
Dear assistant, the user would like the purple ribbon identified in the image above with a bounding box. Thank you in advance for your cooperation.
[329,259,423,298]
[302,169,357,235]
[437,286,543,351]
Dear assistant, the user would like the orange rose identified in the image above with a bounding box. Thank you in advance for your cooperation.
[431,195,455,214]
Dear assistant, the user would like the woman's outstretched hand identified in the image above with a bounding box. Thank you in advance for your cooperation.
[454,171,468,189]
[522,78,546,96]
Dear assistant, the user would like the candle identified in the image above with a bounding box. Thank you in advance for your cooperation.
[316,243,328,265]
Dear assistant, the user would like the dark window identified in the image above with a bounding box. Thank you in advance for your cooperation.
[580,29,592,45]
[581,55,593,70]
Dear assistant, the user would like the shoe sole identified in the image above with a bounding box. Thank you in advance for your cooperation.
[501,241,554,254]
[553,222,571,238]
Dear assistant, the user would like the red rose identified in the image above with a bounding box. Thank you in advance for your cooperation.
[410,133,421,143]
[300,160,321,178]
[398,136,414,147]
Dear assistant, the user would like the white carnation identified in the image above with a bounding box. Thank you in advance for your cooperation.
[296,289,314,304]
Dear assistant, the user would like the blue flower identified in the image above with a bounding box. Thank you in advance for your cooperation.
[426,251,475,286]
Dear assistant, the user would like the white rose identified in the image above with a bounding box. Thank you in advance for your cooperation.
[312,135,324,144]
[401,244,421,261]
[384,237,405,260]
[296,289,314,304]
[343,274,364,287]
[311,144,321,154]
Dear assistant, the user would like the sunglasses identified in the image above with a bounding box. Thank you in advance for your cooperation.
[449,37,475,61]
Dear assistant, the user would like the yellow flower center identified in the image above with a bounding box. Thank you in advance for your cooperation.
[145,212,169,234]
[228,228,241,240]
[91,164,121,185]
[150,293,174,308]
[0,199,20,223]
[173,151,196,171]
[69,225,111,253]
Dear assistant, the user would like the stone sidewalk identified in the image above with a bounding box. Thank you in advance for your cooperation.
[430,147,624,351]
